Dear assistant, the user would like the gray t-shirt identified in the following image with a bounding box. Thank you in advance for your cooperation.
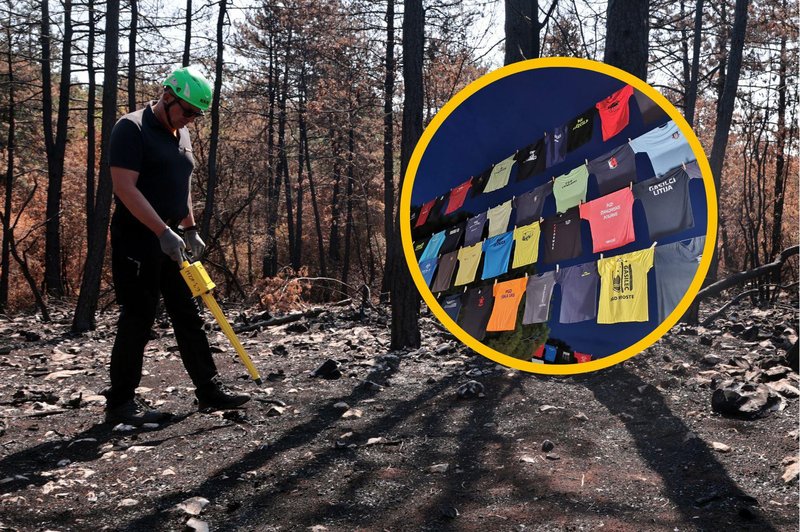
[430,251,458,293]
[555,262,599,323]
[514,181,553,226]
[439,293,463,322]
[654,236,705,322]
[633,168,694,240]
[587,143,637,195]
[522,271,557,324]
[464,212,487,246]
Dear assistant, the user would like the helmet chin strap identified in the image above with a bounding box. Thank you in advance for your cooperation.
[163,99,178,130]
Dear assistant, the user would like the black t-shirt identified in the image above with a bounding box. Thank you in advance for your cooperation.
[413,236,430,258]
[633,167,694,240]
[515,138,546,181]
[109,103,195,229]
[587,143,637,195]
[542,207,582,263]
[458,285,495,341]
[439,221,466,254]
[567,107,596,152]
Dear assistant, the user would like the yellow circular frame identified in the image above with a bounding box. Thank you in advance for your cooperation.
[400,57,718,375]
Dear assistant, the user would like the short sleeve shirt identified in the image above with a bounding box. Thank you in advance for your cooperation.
[464,212,487,246]
[545,125,568,168]
[515,138,546,181]
[596,84,634,141]
[419,230,446,261]
[444,177,473,214]
[486,200,513,237]
[542,208,582,264]
[556,262,599,323]
[629,120,696,176]
[523,271,557,324]
[512,222,541,268]
[513,181,553,226]
[597,247,655,323]
[458,286,495,341]
[483,153,516,193]
[633,168,694,240]
[439,293,463,322]
[486,277,528,332]
[543,344,558,362]
[579,187,636,253]
[419,257,438,287]
[481,231,514,279]
[654,236,705,322]
[454,242,483,286]
[587,143,637,195]
[633,88,667,124]
[553,165,590,213]
[439,222,466,255]
[567,108,596,152]
[413,237,429,258]
[430,250,458,293]
[415,197,437,228]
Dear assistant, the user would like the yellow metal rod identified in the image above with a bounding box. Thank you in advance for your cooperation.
[200,293,263,385]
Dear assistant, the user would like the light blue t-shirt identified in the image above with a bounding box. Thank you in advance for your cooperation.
[419,230,445,261]
[419,258,438,286]
[481,231,513,280]
[629,120,696,177]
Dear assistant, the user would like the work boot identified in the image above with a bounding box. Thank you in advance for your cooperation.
[105,397,173,426]
[195,375,251,410]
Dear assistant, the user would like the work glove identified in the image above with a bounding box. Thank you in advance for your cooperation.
[184,228,206,259]
[159,227,186,262]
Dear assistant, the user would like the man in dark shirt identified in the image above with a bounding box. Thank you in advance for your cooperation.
[105,66,250,426]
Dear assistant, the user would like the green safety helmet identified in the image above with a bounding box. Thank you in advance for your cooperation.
[162,66,213,111]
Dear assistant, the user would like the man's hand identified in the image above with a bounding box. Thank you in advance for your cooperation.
[184,228,206,259]
[159,227,186,262]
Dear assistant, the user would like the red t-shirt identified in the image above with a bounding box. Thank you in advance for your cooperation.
[415,198,437,228]
[579,187,636,253]
[596,84,634,141]
[445,177,473,214]
[574,352,592,363]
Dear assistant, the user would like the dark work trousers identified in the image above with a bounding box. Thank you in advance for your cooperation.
[106,217,217,409]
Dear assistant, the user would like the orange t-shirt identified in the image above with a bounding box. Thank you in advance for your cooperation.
[579,187,636,253]
[486,277,528,332]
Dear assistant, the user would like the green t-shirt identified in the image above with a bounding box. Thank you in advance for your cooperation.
[483,153,516,193]
[553,164,589,213]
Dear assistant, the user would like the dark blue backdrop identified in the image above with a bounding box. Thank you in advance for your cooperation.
[412,67,708,358]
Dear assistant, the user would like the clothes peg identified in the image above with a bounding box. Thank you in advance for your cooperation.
[494,278,498,285]
[600,253,604,259]
[556,264,560,273]
[628,137,632,143]
[682,161,687,170]
[463,285,468,293]
[629,181,633,190]
[539,217,543,224]
[585,158,588,165]
[651,241,658,248]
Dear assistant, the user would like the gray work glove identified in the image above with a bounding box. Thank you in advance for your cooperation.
[184,228,206,259]
[159,227,186,262]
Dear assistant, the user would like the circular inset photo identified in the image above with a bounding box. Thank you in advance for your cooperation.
[401,58,718,374]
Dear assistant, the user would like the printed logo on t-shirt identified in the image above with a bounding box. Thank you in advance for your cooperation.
[500,288,515,300]
[672,132,680,139]
[573,117,588,130]
[607,156,618,169]
[524,150,538,162]
[581,270,591,277]
[448,228,459,236]
[611,262,634,300]
[477,295,486,308]
[648,176,677,196]
[554,134,562,142]
[564,219,571,225]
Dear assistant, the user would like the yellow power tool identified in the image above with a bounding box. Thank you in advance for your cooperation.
[179,257,263,385]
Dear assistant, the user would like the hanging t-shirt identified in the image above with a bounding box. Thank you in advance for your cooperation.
[557,350,575,364]
[439,293,463,322]
[410,205,421,229]
[596,84,634,141]
[587,143,637,195]
[567,107,596,152]
[415,197,437,228]
[553,165,590,213]
[454,242,483,286]
[633,88,667,124]
[512,222,541,268]
[458,286,495,341]
[629,120,696,176]
[597,247,655,324]
[513,181,553,226]
[542,207,582,264]
[470,169,491,197]
[532,343,545,359]
[574,352,592,363]
[464,211,487,246]
[413,236,430,259]
[430,250,458,293]
[654,236,705,322]
[419,257,438,287]
[556,262,599,324]
[515,138,546,180]
[579,187,636,253]
[419,230,446,261]
[685,160,702,180]
[444,177,473,214]
[486,277,528,332]
[543,344,558,362]
[439,221,466,255]
[633,167,694,240]
[481,231,513,279]
[522,271,557,324]
[486,199,513,237]
[545,125,568,168]
[483,153,516,193]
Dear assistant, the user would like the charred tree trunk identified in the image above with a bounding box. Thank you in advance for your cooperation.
[0,25,15,312]
[277,32,294,272]
[342,113,355,285]
[390,0,423,349]
[603,0,650,80]
[684,0,703,126]
[201,0,226,241]
[86,0,97,248]
[73,0,120,332]
[263,33,278,278]
[128,0,137,112]
[328,127,342,267]
[293,67,308,271]
[381,0,395,300]
[504,0,536,63]
[769,29,789,286]
[183,0,192,67]
[302,83,326,279]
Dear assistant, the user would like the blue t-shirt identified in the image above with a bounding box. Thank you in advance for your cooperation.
[439,293,463,322]
[629,120,696,177]
[545,124,568,168]
[481,231,513,280]
[419,230,445,261]
[544,344,558,362]
[419,258,438,286]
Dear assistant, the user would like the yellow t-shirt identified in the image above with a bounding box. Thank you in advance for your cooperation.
[597,247,654,323]
[486,277,528,331]
[454,242,483,286]
[512,221,541,268]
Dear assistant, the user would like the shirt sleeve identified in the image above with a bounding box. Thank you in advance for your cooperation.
[109,118,143,172]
